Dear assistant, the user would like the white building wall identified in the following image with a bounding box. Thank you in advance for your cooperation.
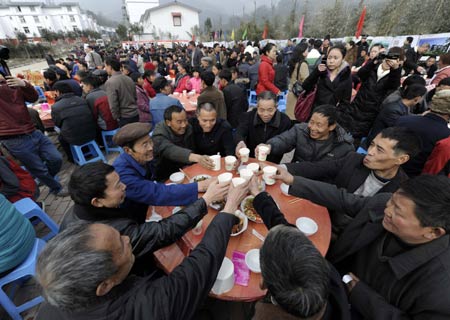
[142,4,199,41]
[125,0,159,24]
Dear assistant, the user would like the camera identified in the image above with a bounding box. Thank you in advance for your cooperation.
[0,45,10,60]
[378,52,400,60]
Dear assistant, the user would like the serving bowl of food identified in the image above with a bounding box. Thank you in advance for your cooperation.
[230,210,248,236]
[189,174,212,183]
[240,196,263,223]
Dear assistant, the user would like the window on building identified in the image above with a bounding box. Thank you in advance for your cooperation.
[30,6,36,12]
[73,26,79,32]
[46,16,48,20]
[172,12,181,27]
[67,6,72,12]
[34,16,39,23]
[23,27,30,34]
[19,16,26,23]
[17,6,21,12]
[70,16,75,22]
[9,16,12,20]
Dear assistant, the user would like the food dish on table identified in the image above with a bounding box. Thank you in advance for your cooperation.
[240,196,263,223]
[210,199,226,211]
[231,211,248,236]
[189,174,212,183]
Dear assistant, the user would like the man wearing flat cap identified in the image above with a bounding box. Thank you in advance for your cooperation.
[150,76,183,126]
[396,89,450,176]
[112,122,211,216]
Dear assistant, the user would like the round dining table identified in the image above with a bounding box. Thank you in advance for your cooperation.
[170,92,199,113]
[152,157,331,302]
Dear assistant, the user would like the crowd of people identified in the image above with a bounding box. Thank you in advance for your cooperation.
[0,33,449,320]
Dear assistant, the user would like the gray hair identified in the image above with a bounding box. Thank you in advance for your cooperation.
[196,102,217,115]
[256,91,277,106]
[36,223,118,311]
[260,225,330,318]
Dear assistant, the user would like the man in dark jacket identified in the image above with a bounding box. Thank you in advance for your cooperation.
[219,69,249,128]
[188,40,203,68]
[197,71,227,120]
[337,47,402,139]
[273,54,289,92]
[396,89,450,176]
[261,105,354,164]
[364,84,426,148]
[35,179,254,320]
[282,174,450,319]
[251,191,350,320]
[60,162,228,275]
[278,127,421,234]
[403,43,429,75]
[189,102,235,156]
[51,82,97,162]
[152,106,216,181]
[235,91,291,163]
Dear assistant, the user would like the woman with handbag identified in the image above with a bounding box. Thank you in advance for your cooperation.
[301,45,352,111]
[286,43,310,120]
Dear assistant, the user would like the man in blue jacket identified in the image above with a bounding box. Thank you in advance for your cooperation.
[112,122,211,217]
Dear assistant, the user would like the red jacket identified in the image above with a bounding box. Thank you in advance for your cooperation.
[0,81,38,136]
[143,78,156,98]
[422,136,450,177]
[174,75,193,93]
[256,55,280,95]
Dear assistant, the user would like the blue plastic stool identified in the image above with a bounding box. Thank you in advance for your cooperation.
[70,140,106,166]
[356,146,368,155]
[0,238,46,320]
[248,90,257,106]
[13,198,59,241]
[101,129,123,154]
[33,86,46,102]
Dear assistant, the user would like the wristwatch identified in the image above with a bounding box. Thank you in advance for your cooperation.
[342,274,353,284]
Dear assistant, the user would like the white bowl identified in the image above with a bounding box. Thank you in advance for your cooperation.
[296,217,318,236]
[169,172,185,184]
[211,257,235,295]
[245,249,261,273]
[230,210,248,236]
[280,183,290,196]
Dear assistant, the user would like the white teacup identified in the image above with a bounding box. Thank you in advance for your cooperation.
[211,257,235,295]
[224,156,237,171]
[232,177,246,187]
[262,166,277,185]
[210,155,221,171]
[246,163,260,174]
[257,145,270,161]
[218,172,233,184]
[239,168,253,181]
[239,148,250,162]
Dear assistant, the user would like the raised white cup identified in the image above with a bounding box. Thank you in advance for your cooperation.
[246,162,260,174]
[257,145,270,161]
[224,155,237,171]
[218,172,233,184]
[211,257,235,295]
[239,168,253,181]
[262,166,277,185]
[232,177,246,187]
[210,155,221,171]
[239,148,250,162]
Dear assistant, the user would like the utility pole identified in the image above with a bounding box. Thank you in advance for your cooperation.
[253,0,256,24]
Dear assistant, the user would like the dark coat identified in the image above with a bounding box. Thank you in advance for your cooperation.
[234,109,292,163]
[222,83,249,128]
[288,176,450,319]
[60,199,207,274]
[336,60,402,138]
[364,99,409,147]
[274,63,289,92]
[35,212,239,320]
[403,48,421,75]
[197,86,227,120]
[51,93,97,145]
[302,62,352,108]
[267,123,354,163]
[396,113,450,176]
[189,117,235,156]
[285,152,408,194]
[252,192,351,320]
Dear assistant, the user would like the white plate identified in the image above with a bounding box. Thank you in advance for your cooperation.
[230,210,248,236]
[296,217,318,236]
[189,174,212,183]
[245,249,261,273]
[240,196,263,223]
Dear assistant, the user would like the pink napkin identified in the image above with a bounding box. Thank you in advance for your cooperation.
[232,251,250,286]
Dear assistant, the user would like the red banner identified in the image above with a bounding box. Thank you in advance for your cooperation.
[298,15,305,38]
[355,6,367,38]
[262,25,268,40]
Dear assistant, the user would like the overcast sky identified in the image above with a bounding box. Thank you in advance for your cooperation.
[76,0,274,20]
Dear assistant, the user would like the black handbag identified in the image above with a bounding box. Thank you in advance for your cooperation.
[291,62,305,97]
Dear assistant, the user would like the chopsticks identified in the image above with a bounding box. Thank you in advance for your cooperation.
[252,228,265,242]
[287,198,302,204]
[179,168,191,182]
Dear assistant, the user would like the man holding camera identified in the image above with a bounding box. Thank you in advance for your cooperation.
[0,46,66,196]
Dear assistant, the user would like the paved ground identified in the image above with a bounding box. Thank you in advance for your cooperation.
[0,133,119,320]
[10,60,48,76]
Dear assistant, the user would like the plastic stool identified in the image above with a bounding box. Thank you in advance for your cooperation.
[356,146,367,155]
[13,198,59,241]
[70,140,106,166]
[101,129,123,154]
[0,238,46,320]
[248,90,257,106]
